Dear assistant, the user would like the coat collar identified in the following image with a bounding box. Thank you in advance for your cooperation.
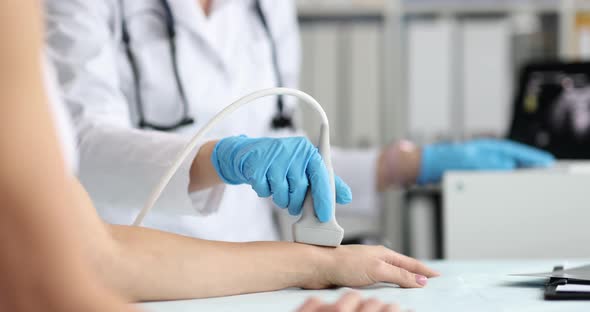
[168,0,256,73]
[169,0,257,47]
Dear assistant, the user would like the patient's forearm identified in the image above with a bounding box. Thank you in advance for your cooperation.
[107,225,327,301]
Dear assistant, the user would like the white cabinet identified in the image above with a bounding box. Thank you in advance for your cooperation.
[444,164,590,259]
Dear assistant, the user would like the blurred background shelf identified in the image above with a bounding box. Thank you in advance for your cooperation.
[404,0,561,15]
[297,1,386,19]
[296,0,564,15]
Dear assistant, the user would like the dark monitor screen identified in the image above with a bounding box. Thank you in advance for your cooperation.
[508,62,590,159]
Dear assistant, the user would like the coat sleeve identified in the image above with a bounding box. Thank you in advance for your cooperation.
[331,147,380,217]
[43,0,221,218]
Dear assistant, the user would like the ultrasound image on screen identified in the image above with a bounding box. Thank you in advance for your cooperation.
[509,63,590,159]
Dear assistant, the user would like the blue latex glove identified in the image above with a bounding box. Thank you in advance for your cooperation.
[211,135,352,222]
[417,139,556,185]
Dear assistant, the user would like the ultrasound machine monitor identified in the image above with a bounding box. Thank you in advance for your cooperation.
[508,62,590,159]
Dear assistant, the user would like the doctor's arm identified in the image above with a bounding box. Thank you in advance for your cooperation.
[84,135,437,300]
[377,139,556,190]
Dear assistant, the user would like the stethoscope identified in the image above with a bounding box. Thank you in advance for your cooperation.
[120,0,293,131]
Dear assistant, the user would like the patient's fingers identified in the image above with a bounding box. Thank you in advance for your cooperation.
[379,304,400,312]
[358,297,385,312]
[374,261,428,288]
[296,297,323,312]
[296,292,400,312]
[384,251,440,278]
[332,291,362,312]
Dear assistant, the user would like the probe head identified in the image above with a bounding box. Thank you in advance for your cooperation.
[293,217,344,247]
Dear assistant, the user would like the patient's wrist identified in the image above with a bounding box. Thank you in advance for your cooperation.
[290,243,333,289]
[286,243,331,289]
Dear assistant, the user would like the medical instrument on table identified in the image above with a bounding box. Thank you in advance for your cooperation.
[132,88,344,247]
[512,265,590,300]
[119,0,293,131]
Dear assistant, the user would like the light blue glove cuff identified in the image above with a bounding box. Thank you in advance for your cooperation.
[417,144,443,185]
[211,141,232,185]
[211,136,248,185]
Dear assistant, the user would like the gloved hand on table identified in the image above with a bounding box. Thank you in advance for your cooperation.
[212,135,352,222]
[417,139,556,185]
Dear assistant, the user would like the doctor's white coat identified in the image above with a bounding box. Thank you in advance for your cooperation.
[44,0,380,242]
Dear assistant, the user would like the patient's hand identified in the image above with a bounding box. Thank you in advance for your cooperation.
[296,291,399,312]
[305,245,439,289]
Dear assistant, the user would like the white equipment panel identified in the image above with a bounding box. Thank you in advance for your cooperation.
[443,162,590,259]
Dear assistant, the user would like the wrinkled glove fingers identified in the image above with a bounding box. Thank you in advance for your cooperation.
[286,163,310,216]
[335,175,353,205]
[267,164,290,208]
[482,153,517,170]
[498,141,554,166]
[305,152,333,223]
[249,174,272,198]
[480,140,555,167]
